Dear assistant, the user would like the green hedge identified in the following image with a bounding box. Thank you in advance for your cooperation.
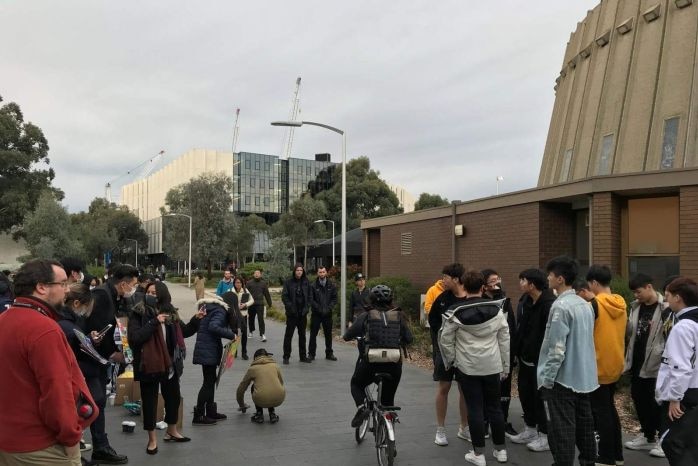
[344,276,421,321]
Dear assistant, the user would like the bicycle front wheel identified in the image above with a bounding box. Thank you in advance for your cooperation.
[375,417,396,466]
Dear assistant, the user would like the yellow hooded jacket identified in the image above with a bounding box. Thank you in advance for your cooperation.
[424,280,445,314]
[594,293,628,384]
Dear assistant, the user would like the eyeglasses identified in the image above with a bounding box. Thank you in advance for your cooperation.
[45,281,69,288]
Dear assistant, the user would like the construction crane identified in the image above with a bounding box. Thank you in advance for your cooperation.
[105,150,165,202]
[280,77,302,159]
[232,108,241,153]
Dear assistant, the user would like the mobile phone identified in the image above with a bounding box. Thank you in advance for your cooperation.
[96,324,113,338]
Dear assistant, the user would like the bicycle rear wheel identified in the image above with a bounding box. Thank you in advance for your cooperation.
[375,417,396,466]
[355,413,369,443]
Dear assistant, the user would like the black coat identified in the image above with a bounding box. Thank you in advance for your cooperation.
[281,276,312,317]
[246,278,273,307]
[513,288,556,365]
[349,288,370,320]
[86,282,123,358]
[192,298,235,366]
[57,307,103,379]
[310,279,337,316]
[128,302,199,381]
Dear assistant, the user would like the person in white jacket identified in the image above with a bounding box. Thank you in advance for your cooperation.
[233,276,254,360]
[439,270,510,466]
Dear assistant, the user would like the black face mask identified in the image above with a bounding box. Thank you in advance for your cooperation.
[144,295,158,308]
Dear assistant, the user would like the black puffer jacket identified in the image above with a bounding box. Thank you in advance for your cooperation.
[128,301,200,381]
[281,275,312,317]
[514,288,556,365]
[57,306,103,379]
[310,279,337,316]
[193,297,235,366]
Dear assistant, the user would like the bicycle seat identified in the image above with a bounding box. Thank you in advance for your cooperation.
[374,372,393,383]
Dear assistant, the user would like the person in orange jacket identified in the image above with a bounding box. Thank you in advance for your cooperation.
[586,265,627,466]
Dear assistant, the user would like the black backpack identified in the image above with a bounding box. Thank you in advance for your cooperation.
[365,308,402,350]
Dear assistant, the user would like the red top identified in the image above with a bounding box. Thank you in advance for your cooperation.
[0,296,98,452]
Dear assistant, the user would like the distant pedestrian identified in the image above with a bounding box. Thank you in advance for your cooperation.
[236,349,285,424]
[586,265,627,466]
[215,270,234,297]
[246,269,272,342]
[538,256,598,466]
[623,273,669,458]
[349,273,370,324]
[194,272,206,301]
[281,264,312,364]
[655,277,698,465]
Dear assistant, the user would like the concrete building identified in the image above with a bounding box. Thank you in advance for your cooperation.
[388,183,416,213]
[362,0,698,293]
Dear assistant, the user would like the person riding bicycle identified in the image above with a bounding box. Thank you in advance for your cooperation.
[343,284,413,427]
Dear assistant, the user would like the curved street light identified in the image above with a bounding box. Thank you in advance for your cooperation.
[271,120,348,335]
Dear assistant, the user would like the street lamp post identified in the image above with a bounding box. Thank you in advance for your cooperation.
[496,176,504,195]
[125,238,138,269]
[165,213,193,287]
[272,120,347,335]
[314,219,336,267]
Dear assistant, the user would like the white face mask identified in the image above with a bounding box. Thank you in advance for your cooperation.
[89,285,96,290]
[122,283,137,298]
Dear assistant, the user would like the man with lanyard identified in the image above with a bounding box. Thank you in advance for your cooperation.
[656,277,698,465]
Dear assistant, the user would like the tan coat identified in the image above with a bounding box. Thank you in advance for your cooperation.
[236,356,285,408]
[194,277,206,300]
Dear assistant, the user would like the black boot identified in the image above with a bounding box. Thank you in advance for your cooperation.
[91,446,128,464]
[206,402,227,420]
[192,405,217,425]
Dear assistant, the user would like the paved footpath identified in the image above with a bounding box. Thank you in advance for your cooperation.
[99,283,668,465]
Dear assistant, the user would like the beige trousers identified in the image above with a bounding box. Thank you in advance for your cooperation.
[0,445,81,466]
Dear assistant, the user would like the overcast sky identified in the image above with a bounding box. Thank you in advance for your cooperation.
[1,1,598,213]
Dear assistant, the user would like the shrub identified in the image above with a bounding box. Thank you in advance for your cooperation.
[611,275,633,311]
[238,262,268,280]
[343,276,421,321]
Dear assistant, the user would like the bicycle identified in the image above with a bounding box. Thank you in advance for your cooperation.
[355,372,400,466]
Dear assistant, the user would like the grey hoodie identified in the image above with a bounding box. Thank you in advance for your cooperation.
[439,297,510,376]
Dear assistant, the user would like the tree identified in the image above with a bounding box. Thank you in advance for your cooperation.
[162,173,234,277]
[224,214,268,265]
[414,192,449,210]
[20,191,85,260]
[71,198,149,265]
[264,236,292,286]
[0,95,64,233]
[271,196,327,268]
[313,157,402,230]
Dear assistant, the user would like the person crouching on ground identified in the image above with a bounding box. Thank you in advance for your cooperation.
[236,349,285,423]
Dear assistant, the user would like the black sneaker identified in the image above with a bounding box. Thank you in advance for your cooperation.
[251,412,264,423]
[91,446,128,465]
[269,413,279,424]
[80,439,92,452]
[326,354,337,361]
[283,358,289,365]
[351,405,369,428]
[242,353,249,360]
[308,355,315,361]
[300,357,312,363]
[505,422,518,436]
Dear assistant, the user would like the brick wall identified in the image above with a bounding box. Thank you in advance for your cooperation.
[539,202,576,266]
[680,186,698,278]
[592,192,622,274]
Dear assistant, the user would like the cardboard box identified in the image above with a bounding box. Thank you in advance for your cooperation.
[114,372,134,406]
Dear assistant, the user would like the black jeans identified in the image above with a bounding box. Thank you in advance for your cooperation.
[630,375,660,441]
[518,362,547,433]
[283,313,307,359]
[86,374,109,449]
[196,365,218,409]
[456,370,505,453]
[541,384,596,466]
[661,394,698,465]
[239,314,248,356]
[350,358,401,407]
[590,383,623,465]
[140,375,181,431]
[248,304,265,335]
[308,313,333,357]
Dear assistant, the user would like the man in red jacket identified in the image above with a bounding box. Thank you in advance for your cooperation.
[0,259,98,465]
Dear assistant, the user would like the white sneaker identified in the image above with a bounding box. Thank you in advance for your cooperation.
[464,450,486,466]
[249,331,254,338]
[492,448,507,463]
[260,334,267,342]
[624,434,653,451]
[458,425,472,442]
[527,433,550,452]
[508,426,537,444]
[434,427,448,446]
[649,442,666,458]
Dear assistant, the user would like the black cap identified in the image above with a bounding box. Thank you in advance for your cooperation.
[253,348,272,359]
[354,273,365,281]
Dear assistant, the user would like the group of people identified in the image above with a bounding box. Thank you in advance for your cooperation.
[425,257,698,466]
